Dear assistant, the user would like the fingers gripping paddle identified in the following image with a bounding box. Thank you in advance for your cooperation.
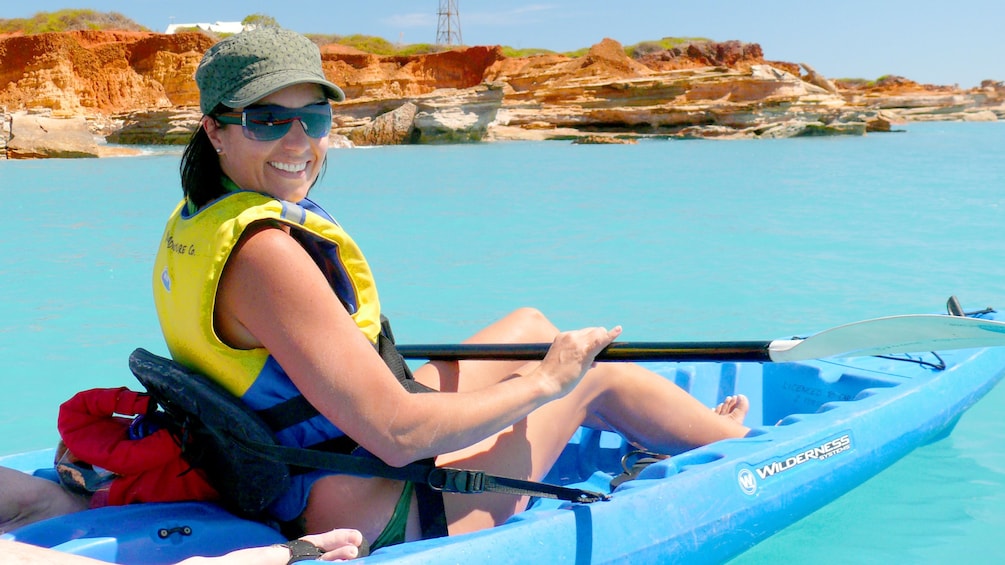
[395,314,1005,363]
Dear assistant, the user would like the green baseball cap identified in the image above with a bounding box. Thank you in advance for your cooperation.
[195,26,345,115]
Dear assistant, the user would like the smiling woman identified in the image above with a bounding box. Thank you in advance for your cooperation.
[157,26,752,551]
[199,83,332,202]
[180,26,344,209]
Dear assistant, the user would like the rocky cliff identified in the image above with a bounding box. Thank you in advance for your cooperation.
[1,30,1002,158]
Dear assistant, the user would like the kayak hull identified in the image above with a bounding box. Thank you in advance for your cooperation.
[4,313,1005,564]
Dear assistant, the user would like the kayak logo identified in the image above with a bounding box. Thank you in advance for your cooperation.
[737,433,853,496]
[737,469,757,495]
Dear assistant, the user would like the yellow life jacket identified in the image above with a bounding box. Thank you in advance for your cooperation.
[152,191,382,400]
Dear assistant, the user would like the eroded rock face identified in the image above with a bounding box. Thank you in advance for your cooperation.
[5,110,139,158]
[837,76,1005,121]
[0,31,999,158]
[105,108,202,145]
[0,30,212,158]
[325,45,506,100]
[0,31,212,114]
[345,102,419,146]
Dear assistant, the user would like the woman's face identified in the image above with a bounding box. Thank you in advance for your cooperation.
[204,83,330,203]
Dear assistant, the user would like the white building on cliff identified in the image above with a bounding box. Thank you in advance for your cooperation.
[164,21,248,34]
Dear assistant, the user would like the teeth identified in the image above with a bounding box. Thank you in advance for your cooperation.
[270,161,307,173]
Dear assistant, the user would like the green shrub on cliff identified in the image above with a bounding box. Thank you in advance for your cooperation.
[514,37,715,60]
[626,37,712,57]
[242,14,280,29]
[502,47,559,57]
[834,78,872,89]
[304,33,441,56]
[0,9,145,34]
[335,34,398,55]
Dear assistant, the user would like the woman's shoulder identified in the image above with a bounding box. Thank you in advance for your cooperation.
[232,223,305,265]
[217,224,332,349]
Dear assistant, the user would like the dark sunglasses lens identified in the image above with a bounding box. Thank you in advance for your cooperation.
[300,112,333,138]
[243,104,331,141]
[246,124,289,141]
[243,110,292,141]
[292,104,333,138]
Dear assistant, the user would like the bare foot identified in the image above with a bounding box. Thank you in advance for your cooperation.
[714,395,750,425]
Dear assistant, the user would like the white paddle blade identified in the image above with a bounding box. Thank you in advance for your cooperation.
[768,314,1005,362]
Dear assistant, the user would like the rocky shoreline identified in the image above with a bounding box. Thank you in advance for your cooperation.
[1,30,1002,159]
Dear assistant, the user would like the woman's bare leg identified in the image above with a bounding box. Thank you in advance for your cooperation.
[0,467,90,534]
[415,308,748,534]
[414,307,748,448]
[413,308,558,393]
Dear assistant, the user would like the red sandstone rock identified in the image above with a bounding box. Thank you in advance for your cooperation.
[0,30,213,114]
[0,31,999,157]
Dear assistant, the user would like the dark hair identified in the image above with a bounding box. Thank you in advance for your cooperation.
[180,127,224,210]
[180,104,229,210]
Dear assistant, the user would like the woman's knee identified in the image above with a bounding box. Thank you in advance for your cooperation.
[502,307,557,340]
[507,306,547,323]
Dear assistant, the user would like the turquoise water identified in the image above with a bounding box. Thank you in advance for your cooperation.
[2,123,1005,562]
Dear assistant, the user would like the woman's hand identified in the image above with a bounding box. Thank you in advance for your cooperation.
[300,527,366,561]
[536,325,622,398]
[174,528,366,564]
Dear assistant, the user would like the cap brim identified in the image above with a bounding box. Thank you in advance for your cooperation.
[223,70,345,108]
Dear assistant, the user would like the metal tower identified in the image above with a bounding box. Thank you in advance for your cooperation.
[436,0,462,46]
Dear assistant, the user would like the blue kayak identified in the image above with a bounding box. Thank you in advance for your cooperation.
[4,310,1005,564]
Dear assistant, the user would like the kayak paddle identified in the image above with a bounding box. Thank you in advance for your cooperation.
[396,313,1005,363]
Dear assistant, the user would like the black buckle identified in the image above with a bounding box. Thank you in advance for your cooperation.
[426,467,485,493]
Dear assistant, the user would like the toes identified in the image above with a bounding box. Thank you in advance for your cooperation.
[733,394,750,414]
[714,395,749,420]
[714,395,735,415]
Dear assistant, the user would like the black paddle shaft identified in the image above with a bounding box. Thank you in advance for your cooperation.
[395,341,775,363]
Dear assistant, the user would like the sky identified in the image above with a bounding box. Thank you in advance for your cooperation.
[6,1,1003,88]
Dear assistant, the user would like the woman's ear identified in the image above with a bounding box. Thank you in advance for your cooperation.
[201,116,225,151]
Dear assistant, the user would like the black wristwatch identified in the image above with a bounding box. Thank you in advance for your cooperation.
[280,539,324,564]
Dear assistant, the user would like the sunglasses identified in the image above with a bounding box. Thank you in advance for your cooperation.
[215,102,333,141]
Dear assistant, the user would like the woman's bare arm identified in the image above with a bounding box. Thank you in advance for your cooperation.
[215,227,618,466]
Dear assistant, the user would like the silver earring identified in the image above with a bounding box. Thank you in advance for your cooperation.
[215,147,223,154]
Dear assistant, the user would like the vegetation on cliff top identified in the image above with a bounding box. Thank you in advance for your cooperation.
[0,9,145,34]
[304,33,440,56]
[0,9,875,84]
[0,9,711,60]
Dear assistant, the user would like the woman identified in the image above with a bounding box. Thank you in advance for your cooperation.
[157,26,750,552]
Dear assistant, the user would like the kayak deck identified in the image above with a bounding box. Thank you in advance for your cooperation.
[369,345,1005,564]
